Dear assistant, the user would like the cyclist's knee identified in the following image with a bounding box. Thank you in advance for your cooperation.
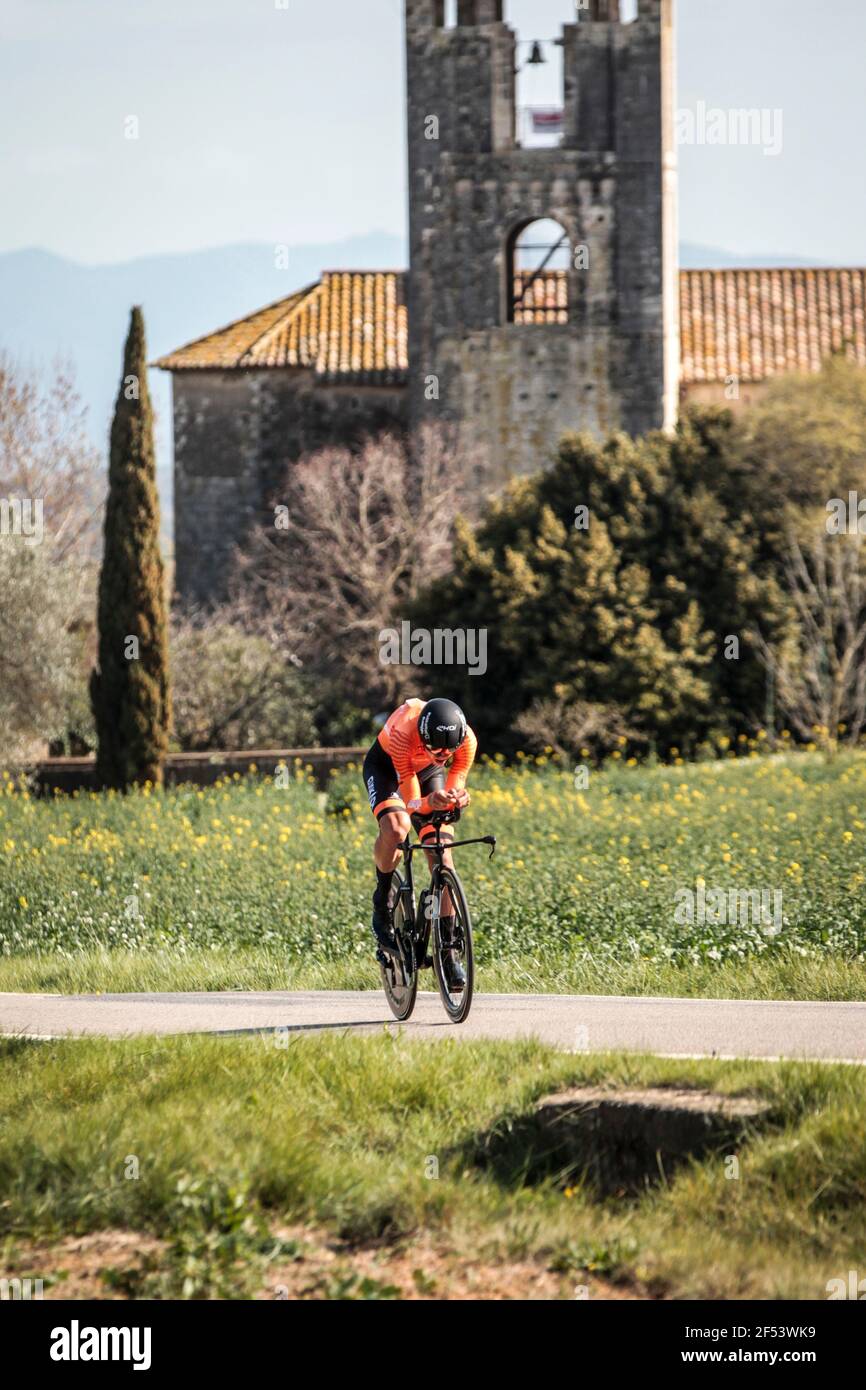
[377,811,411,849]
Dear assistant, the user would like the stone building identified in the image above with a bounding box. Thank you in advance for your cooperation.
[155,272,408,604]
[155,0,866,605]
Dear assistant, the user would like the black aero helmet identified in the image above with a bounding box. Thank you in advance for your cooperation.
[419,698,467,752]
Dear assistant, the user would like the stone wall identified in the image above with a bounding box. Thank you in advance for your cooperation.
[449,322,618,477]
[172,370,406,605]
[29,748,367,795]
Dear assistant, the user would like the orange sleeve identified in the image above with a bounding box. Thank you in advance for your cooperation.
[446,726,477,791]
[390,727,421,806]
[399,773,422,806]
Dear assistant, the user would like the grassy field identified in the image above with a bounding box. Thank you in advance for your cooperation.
[1,1034,863,1300]
[2,754,864,1301]
[1,750,865,997]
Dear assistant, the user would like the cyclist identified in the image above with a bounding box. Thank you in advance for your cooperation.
[363,697,477,991]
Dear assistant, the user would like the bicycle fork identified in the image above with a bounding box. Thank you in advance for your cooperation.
[395,876,418,975]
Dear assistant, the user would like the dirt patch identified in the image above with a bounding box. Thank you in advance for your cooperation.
[260,1226,647,1301]
[5,1227,649,1302]
[4,1231,166,1301]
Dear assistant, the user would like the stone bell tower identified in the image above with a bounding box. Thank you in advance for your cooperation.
[405,0,678,484]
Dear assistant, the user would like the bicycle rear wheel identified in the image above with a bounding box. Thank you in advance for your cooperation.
[432,866,474,1024]
[379,872,418,1021]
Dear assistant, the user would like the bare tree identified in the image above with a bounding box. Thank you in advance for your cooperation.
[237,426,480,706]
[516,695,641,762]
[0,354,103,560]
[752,526,866,752]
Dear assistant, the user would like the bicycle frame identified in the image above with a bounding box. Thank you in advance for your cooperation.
[397,816,496,934]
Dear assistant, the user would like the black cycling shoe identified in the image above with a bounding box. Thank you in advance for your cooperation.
[371,904,398,955]
[442,950,466,992]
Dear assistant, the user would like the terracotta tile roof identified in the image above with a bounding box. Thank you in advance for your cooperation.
[679,267,866,384]
[155,265,866,388]
[512,269,568,324]
[153,271,408,385]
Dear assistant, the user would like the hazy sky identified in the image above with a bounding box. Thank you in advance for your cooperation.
[2,0,865,265]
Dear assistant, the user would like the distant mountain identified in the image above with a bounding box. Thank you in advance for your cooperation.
[678,242,832,270]
[0,236,835,541]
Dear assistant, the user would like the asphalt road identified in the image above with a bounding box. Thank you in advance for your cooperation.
[1,989,864,1061]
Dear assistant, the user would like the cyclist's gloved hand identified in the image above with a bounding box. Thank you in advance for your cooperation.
[408,789,469,818]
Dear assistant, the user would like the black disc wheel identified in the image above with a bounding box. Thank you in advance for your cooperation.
[431,866,474,1024]
[379,873,418,1021]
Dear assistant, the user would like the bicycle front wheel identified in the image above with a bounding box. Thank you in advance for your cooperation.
[432,865,474,1024]
[379,872,418,1021]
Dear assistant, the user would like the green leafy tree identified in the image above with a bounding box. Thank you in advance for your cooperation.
[411,413,789,755]
[0,539,92,763]
[90,307,170,787]
[742,354,866,522]
[0,355,101,761]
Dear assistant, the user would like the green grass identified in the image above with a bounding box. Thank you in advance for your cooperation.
[1,1033,863,1300]
[0,943,864,1001]
[1,750,865,998]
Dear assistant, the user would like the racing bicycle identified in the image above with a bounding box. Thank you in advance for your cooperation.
[377,811,495,1025]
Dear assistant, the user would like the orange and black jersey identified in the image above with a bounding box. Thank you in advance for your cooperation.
[364,698,477,819]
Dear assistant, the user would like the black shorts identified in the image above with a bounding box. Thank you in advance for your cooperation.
[362,739,446,834]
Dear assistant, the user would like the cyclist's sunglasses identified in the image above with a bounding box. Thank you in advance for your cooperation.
[424,742,462,762]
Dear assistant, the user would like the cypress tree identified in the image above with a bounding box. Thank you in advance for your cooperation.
[91,306,170,788]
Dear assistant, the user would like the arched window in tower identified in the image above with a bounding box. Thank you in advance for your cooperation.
[507,218,570,323]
